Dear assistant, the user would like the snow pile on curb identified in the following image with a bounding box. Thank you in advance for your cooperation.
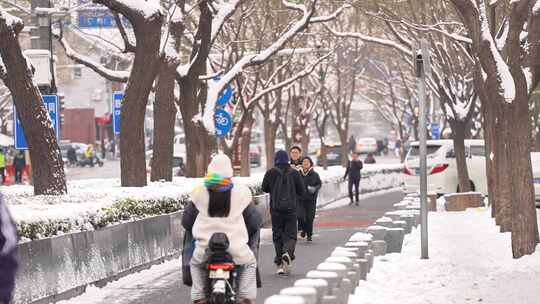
[349,208,540,304]
[2,164,401,241]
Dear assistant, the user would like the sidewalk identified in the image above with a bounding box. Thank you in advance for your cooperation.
[349,207,540,304]
[56,189,404,304]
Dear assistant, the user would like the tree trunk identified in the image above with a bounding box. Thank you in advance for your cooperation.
[449,120,471,193]
[509,93,539,258]
[339,130,349,167]
[0,18,66,195]
[150,61,177,182]
[179,76,214,177]
[494,104,512,232]
[240,113,255,177]
[300,128,310,155]
[120,17,163,187]
[263,118,277,170]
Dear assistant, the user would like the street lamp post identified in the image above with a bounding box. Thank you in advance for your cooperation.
[415,39,431,260]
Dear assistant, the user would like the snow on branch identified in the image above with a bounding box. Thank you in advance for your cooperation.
[201,0,345,134]
[325,25,413,57]
[0,1,31,15]
[94,0,163,21]
[58,37,130,82]
[250,52,332,104]
[477,0,515,102]
[210,0,242,45]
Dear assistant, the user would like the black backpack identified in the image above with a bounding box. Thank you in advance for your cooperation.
[270,167,297,213]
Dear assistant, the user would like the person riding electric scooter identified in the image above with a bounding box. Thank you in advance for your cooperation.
[182,154,262,304]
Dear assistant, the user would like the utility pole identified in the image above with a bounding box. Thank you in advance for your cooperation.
[415,39,431,259]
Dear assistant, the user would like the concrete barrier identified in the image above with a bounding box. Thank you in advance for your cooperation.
[371,240,388,256]
[384,228,405,253]
[14,212,184,304]
[281,287,318,304]
[265,295,306,304]
[294,279,328,304]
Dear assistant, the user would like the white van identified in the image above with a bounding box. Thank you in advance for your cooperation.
[404,140,540,202]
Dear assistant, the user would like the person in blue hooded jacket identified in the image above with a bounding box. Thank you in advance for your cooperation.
[0,194,17,304]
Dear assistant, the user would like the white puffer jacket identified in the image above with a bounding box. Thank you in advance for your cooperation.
[190,183,255,265]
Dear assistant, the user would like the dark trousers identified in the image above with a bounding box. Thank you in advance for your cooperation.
[271,212,297,265]
[348,178,360,202]
[0,167,4,184]
[14,168,23,183]
[298,200,316,237]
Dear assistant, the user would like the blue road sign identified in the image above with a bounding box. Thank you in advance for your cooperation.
[14,95,59,150]
[213,77,233,107]
[214,109,233,138]
[112,92,123,135]
[431,123,441,139]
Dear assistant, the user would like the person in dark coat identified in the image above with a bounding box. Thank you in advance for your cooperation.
[0,195,18,304]
[364,153,376,164]
[289,146,303,170]
[348,135,357,154]
[67,146,77,166]
[344,152,363,206]
[298,156,322,242]
[262,150,304,275]
[13,151,25,184]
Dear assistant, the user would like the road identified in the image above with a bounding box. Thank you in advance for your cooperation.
[58,189,404,304]
[65,154,401,181]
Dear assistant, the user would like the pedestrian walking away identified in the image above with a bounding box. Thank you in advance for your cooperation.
[349,135,357,154]
[298,156,322,242]
[262,150,304,275]
[13,151,25,184]
[344,152,363,206]
[0,194,18,304]
[289,146,303,171]
[0,149,5,184]
[182,154,261,304]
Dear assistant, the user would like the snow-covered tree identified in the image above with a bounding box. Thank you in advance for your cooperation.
[449,0,540,258]
[0,8,67,195]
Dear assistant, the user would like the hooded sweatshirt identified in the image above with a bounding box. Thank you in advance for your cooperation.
[189,155,255,265]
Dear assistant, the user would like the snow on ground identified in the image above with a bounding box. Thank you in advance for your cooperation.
[349,207,540,304]
[57,258,183,304]
[3,164,401,225]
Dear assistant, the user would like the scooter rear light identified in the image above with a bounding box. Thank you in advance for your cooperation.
[404,167,413,176]
[208,263,235,271]
[430,163,449,175]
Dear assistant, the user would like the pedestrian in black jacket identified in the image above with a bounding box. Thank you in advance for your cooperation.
[0,194,17,304]
[262,150,304,275]
[13,151,25,184]
[344,152,363,206]
[298,156,321,242]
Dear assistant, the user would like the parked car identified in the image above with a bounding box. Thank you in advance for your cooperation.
[59,142,87,164]
[249,146,262,167]
[146,150,185,176]
[308,138,321,155]
[403,140,486,195]
[403,140,540,202]
[356,137,378,154]
[317,144,343,167]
